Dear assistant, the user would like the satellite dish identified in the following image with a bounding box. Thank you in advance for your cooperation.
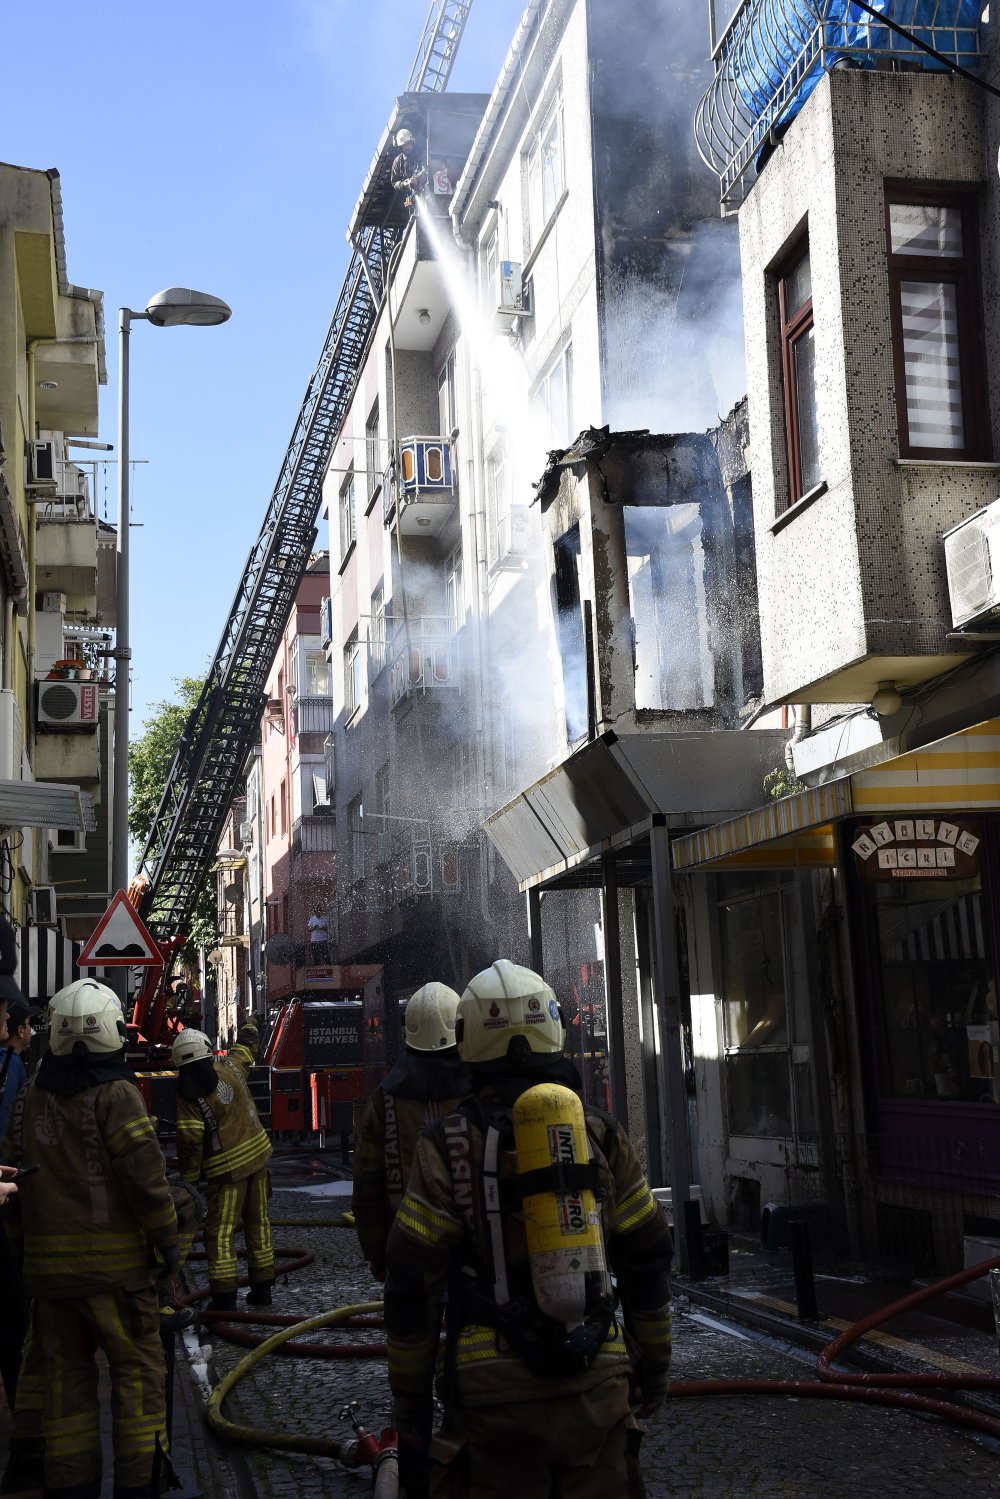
[264,933,295,966]
[223,882,241,904]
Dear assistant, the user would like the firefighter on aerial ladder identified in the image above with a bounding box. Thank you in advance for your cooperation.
[390,127,428,210]
[384,960,673,1498]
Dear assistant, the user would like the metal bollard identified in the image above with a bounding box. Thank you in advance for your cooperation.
[788,1218,819,1321]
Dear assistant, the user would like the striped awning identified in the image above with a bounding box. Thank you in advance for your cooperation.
[16,926,83,1005]
[672,717,1000,873]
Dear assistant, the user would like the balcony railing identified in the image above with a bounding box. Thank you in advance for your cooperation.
[292,814,337,855]
[389,616,460,709]
[293,696,334,736]
[695,0,984,210]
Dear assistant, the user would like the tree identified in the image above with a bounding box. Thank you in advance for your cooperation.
[128,676,217,962]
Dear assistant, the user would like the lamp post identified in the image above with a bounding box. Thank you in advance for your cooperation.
[112,288,231,899]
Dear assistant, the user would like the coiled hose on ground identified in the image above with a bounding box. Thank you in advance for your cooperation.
[193,1224,1000,1471]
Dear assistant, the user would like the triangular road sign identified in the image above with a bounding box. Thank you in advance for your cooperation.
[78,890,162,968]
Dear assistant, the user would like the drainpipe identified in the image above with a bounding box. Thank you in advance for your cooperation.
[784,704,811,774]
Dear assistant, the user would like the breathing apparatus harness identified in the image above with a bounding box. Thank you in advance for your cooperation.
[440,1093,617,1381]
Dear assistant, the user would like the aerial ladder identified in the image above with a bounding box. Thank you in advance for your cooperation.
[130,0,474,1045]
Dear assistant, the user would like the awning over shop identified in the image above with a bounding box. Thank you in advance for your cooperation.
[485,727,786,891]
[16,926,92,1005]
[0,781,96,833]
[672,716,1000,873]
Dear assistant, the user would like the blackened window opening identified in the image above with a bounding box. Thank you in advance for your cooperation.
[553,525,588,743]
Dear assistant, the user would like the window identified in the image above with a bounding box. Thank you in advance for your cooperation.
[486,443,511,564]
[437,353,457,439]
[536,344,574,450]
[482,226,499,311]
[340,469,356,558]
[373,761,391,863]
[369,581,388,674]
[280,778,287,836]
[886,191,987,459]
[624,503,715,712]
[526,89,565,250]
[348,795,365,882]
[344,630,362,718]
[444,545,464,626]
[778,242,820,507]
[366,405,381,502]
[303,648,329,698]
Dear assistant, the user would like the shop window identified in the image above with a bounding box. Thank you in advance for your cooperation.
[718,874,813,1139]
[624,503,715,712]
[886,191,988,460]
[777,239,820,509]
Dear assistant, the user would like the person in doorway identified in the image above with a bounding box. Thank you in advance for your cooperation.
[171,1027,275,1311]
[2,978,180,1499]
[352,982,471,1282]
[390,127,427,208]
[384,960,673,1498]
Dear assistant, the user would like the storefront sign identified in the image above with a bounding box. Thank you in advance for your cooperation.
[851,818,980,880]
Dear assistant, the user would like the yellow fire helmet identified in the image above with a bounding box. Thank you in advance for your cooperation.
[456,959,564,1066]
[170,1028,215,1068]
[403,981,461,1053]
[48,978,126,1057]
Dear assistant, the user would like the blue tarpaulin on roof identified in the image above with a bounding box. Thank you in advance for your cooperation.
[733,1,982,134]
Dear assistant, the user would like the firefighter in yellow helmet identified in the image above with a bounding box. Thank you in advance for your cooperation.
[353,982,472,1281]
[384,960,673,1498]
[2,978,179,1499]
[171,1027,274,1311]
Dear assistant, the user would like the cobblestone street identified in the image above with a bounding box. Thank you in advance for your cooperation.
[180,1184,1000,1499]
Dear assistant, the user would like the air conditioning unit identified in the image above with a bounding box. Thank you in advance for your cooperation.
[496,262,531,331]
[30,886,57,926]
[41,592,67,615]
[944,499,1000,630]
[497,506,533,562]
[37,680,100,729]
[238,819,254,844]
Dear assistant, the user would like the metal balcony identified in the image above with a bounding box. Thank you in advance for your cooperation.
[292,814,337,855]
[389,616,460,708]
[695,0,983,210]
[293,696,334,736]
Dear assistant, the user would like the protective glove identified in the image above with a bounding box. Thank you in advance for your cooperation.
[630,1362,670,1419]
[156,1243,182,1283]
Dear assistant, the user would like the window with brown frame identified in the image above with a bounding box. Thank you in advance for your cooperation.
[886,190,988,460]
[778,241,821,510]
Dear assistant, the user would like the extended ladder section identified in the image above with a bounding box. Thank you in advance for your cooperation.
[136,0,475,941]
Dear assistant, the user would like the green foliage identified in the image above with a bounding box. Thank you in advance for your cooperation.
[763,765,806,801]
[128,676,217,965]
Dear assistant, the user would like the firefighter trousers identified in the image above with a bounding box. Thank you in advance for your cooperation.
[429,1412,645,1498]
[34,1285,168,1497]
[204,1169,274,1292]
[8,1305,45,1442]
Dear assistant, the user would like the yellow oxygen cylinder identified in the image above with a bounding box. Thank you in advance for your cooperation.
[513,1082,609,1329]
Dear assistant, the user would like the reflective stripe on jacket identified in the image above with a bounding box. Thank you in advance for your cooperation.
[176,1057,271,1185]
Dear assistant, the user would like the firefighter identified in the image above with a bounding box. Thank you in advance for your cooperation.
[2,978,179,1499]
[352,982,471,1281]
[171,1027,274,1311]
[384,960,673,1498]
[390,127,427,208]
[226,1015,260,1080]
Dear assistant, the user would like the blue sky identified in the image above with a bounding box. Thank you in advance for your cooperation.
[2,0,526,729]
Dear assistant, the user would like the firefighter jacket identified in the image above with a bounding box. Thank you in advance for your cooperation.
[1,1053,178,1299]
[175,1056,271,1186]
[384,1072,673,1414]
[226,1020,260,1080]
[353,1049,472,1274]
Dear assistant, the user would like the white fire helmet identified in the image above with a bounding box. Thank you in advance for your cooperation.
[395,128,415,149]
[48,979,126,1057]
[456,960,564,1066]
[170,1028,215,1069]
[403,981,461,1053]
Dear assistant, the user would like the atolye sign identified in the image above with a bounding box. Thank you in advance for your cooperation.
[851,818,980,881]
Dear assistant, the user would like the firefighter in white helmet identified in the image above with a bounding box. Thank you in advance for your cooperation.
[390,125,427,207]
[353,982,471,1282]
[171,1026,274,1311]
[2,978,180,1498]
[384,960,673,1498]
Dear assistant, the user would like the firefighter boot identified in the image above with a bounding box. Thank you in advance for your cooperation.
[245,1280,273,1307]
[0,1436,44,1495]
[208,1290,238,1313]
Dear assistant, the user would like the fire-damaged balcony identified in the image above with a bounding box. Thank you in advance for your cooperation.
[696,0,983,209]
[389,616,460,709]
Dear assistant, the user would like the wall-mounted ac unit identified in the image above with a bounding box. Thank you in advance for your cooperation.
[944,499,1000,630]
[238,819,254,844]
[496,262,531,330]
[37,680,100,729]
[40,592,67,615]
[497,506,533,562]
[30,886,57,925]
[30,440,56,487]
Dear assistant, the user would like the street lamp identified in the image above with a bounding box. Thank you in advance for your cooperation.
[112,289,231,899]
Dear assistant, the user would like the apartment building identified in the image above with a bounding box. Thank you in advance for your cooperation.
[0,161,112,993]
[681,1,1000,1274]
[321,0,792,1262]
